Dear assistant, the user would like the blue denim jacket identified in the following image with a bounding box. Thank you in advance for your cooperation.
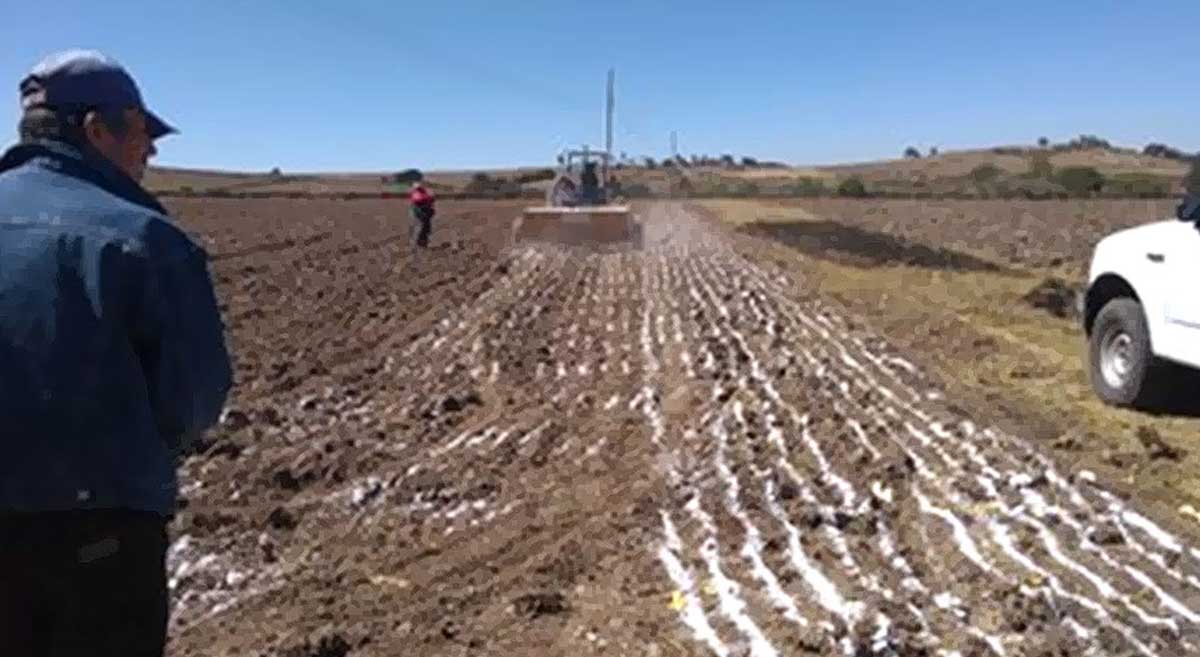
[0,140,232,516]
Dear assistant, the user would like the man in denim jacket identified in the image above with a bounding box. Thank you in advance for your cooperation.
[0,50,232,656]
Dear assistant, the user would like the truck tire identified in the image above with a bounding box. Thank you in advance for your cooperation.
[1088,297,1157,408]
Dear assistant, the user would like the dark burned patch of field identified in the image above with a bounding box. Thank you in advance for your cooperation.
[735,218,1011,273]
[767,198,1179,272]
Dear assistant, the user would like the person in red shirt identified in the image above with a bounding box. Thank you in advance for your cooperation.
[408,182,436,249]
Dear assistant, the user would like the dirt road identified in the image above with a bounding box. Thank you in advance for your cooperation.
[169,203,1200,657]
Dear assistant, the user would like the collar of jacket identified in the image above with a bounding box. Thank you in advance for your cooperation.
[0,139,169,215]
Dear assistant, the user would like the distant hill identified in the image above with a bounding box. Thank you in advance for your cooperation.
[144,142,1194,200]
[815,146,1187,181]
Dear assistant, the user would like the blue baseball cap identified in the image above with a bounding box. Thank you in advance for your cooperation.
[19,49,177,139]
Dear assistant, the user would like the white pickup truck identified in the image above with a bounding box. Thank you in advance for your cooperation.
[1084,197,1200,407]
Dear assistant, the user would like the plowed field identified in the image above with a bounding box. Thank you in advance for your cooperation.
[165,199,1200,657]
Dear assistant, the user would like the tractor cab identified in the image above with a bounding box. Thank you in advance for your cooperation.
[550,147,613,207]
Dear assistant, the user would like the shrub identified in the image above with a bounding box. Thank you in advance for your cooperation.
[1038,137,1049,148]
[903,147,921,159]
[837,176,868,198]
[1053,134,1115,152]
[394,168,424,184]
[1143,143,1189,161]
[1074,134,1112,150]
[786,177,826,197]
[1104,174,1173,198]
[969,164,1003,183]
[1056,166,1106,197]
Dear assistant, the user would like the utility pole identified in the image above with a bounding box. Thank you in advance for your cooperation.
[671,131,678,159]
[604,68,614,185]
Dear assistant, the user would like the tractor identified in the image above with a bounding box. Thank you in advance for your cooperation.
[510,70,643,250]
[511,147,642,250]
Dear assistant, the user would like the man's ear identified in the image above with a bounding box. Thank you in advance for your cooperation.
[81,110,111,149]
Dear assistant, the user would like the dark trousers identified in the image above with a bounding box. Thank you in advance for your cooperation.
[0,510,169,657]
[411,207,433,248]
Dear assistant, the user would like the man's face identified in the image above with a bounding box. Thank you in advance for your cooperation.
[85,107,157,182]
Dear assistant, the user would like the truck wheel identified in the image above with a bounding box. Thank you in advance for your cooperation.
[1088,297,1157,408]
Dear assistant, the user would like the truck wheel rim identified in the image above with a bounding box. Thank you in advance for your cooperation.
[1100,329,1134,389]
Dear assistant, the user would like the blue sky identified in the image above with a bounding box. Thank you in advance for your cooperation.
[2,1,1197,172]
